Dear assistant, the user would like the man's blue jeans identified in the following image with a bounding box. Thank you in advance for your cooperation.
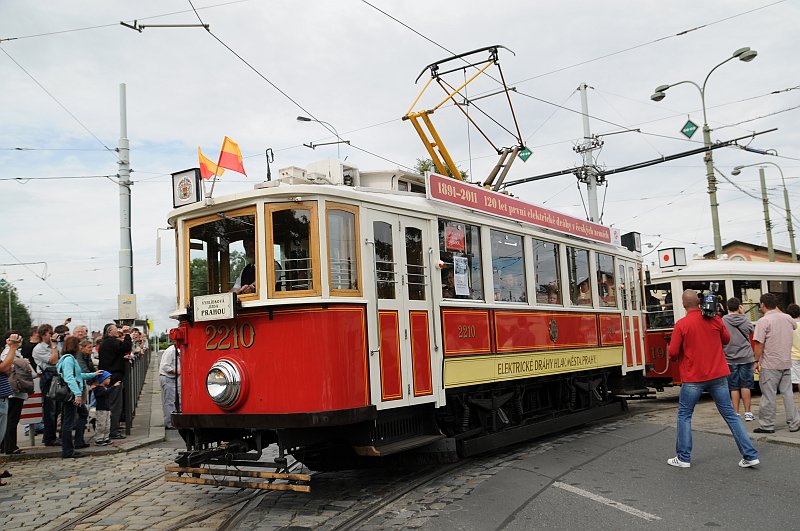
[677,376,759,463]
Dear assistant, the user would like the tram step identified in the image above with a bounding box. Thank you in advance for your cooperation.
[353,434,445,457]
[164,465,311,493]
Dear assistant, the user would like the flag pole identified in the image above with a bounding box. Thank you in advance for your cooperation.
[208,143,224,201]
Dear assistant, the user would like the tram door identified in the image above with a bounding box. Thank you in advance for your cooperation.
[366,210,437,410]
[619,259,645,373]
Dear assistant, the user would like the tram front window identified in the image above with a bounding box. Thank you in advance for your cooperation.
[438,220,483,300]
[271,206,315,293]
[768,280,794,311]
[490,230,527,303]
[683,280,727,316]
[187,210,257,299]
[645,282,674,329]
[733,279,762,321]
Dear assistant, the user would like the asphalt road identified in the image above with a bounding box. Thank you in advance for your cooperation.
[413,420,797,530]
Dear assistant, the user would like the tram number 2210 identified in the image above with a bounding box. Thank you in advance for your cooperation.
[205,322,256,351]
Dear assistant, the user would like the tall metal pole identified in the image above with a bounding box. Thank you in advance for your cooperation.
[578,83,599,222]
[119,83,134,298]
[702,121,723,257]
[783,183,797,262]
[759,167,775,262]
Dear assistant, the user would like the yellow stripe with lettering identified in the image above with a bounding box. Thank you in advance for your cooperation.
[444,346,623,388]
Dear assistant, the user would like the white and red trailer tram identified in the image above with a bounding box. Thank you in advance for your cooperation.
[167,160,648,471]
[643,257,800,389]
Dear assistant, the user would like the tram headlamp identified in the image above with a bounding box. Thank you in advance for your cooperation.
[206,359,242,408]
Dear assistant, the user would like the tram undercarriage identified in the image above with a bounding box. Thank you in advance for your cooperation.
[174,367,639,471]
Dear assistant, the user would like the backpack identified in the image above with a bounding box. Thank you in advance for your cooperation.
[9,357,35,394]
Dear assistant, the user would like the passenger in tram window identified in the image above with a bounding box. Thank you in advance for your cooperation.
[576,280,592,305]
[495,271,526,303]
[232,238,256,295]
[441,268,456,299]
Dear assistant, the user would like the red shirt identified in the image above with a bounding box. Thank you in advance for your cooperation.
[668,309,731,383]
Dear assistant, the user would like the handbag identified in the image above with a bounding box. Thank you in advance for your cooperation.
[10,358,35,394]
[47,372,74,402]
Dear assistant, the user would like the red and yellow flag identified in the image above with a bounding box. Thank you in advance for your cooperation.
[198,147,224,180]
[217,136,247,176]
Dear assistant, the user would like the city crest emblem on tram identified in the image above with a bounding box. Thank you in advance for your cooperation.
[549,319,558,342]
[178,175,193,201]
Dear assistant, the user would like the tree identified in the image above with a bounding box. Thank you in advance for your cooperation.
[414,158,469,181]
[0,280,32,338]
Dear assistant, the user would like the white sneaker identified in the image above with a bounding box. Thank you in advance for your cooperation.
[739,458,760,468]
[667,456,691,468]
[744,412,754,422]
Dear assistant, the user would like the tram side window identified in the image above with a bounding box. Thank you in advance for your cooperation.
[491,230,527,303]
[768,280,794,311]
[437,219,483,300]
[596,253,617,307]
[683,280,727,316]
[406,227,426,301]
[566,247,592,306]
[374,221,396,300]
[533,239,561,304]
[732,279,762,321]
[644,283,674,329]
[187,211,257,299]
[327,206,360,295]
[269,202,320,296]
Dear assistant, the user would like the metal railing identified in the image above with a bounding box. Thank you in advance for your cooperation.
[123,349,151,436]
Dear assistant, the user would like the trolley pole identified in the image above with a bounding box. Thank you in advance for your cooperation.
[578,83,600,222]
[119,83,133,298]
[759,167,775,262]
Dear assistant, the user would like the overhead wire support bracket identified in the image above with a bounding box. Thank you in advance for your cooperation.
[120,21,210,32]
[499,128,778,190]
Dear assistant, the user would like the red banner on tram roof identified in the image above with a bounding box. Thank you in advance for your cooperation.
[426,173,621,246]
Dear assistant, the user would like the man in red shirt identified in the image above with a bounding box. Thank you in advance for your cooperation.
[666,289,759,468]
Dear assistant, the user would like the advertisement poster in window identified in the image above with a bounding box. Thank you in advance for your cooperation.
[445,223,466,252]
[453,256,469,296]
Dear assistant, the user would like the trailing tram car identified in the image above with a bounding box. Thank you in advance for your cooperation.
[167,160,648,471]
[643,256,800,390]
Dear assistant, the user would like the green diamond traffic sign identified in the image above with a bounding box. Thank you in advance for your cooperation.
[681,119,698,139]
[518,147,532,162]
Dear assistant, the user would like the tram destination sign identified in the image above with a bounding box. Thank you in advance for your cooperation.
[427,173,621,246]
[194,292,236,321]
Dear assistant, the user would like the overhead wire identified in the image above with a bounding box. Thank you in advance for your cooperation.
[0,46,116,155]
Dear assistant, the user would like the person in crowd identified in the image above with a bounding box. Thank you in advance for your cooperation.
[130,328,144,360]
[91,370,117,445]
[98,323,132,440]
[722,297,756,421]
[32,324,61,446]
[72,325,88,342]
[57,336,102,458]
[666,289,759,468]
[72,340,96,448]
[2,331,34,455]
[159,339,180,430]
[753,293,800,433]
[0,333,23,485]
[21,326,39,373]
[91,337,102,367]
[788,304,800,393]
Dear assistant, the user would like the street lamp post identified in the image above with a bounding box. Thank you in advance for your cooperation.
[296,116,345,160]
[650,47,758,258]
[732,162,797,262]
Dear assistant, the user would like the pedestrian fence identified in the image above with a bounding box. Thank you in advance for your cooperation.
[20,350,151,445]
[123,349,151,436]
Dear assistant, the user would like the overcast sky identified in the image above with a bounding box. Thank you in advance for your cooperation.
[1,0,798,335]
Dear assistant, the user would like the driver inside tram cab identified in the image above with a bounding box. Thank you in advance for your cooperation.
[232,238,257,295]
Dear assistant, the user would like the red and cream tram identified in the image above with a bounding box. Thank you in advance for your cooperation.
[644,257,800,389]
[167,161,648,470]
